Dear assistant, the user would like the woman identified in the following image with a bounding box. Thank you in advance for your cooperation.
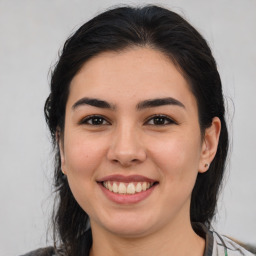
[22,5,254,256]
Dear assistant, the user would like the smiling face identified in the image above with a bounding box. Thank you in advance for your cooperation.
[59,47,220,238]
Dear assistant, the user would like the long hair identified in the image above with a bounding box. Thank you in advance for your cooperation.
[44,5,229,255]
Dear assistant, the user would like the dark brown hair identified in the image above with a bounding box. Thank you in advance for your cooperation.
[44,5,229,255]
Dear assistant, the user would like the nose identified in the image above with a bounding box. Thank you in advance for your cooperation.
[107,124,147,167]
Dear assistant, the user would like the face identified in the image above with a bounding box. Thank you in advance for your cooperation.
[60,47,217,238]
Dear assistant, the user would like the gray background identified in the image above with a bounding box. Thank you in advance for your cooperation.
[0,0,255,255]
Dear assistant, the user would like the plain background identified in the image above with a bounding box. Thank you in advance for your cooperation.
[0,0,255,255]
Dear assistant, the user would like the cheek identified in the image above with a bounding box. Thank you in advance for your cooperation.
[64,133,106,176]
[63,135,107,212]
[148,133,202,180]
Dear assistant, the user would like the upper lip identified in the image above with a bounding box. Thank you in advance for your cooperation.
[97,174,157,183]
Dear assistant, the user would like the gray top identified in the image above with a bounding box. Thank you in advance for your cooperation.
[20,225,255,256]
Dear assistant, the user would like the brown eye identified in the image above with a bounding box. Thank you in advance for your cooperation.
[81,115,110,125]
[145,115,176,126]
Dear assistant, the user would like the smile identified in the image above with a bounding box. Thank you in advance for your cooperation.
[103,181,154,195]
[97,174,158,203]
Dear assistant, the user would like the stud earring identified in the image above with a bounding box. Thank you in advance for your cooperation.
[61,170,67,180]
[204,163,209,168]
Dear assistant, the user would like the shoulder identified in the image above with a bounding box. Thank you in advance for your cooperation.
[19,246,57,256]
[212,232,255,256]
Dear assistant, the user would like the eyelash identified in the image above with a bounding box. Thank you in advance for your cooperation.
[80,114,176,126]
[80,115,110,125]
[145,115,177,126]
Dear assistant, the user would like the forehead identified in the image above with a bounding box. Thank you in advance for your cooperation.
[68,47,196,109]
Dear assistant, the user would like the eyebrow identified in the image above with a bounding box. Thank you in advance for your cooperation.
[72,97,185,111]
[137,97,185,110]
[72,97,115,110]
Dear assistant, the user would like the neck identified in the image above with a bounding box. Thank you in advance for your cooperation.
[89,218,205,256]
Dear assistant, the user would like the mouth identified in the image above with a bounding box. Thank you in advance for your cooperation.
[102,181,156,195]
[97,174,159,198]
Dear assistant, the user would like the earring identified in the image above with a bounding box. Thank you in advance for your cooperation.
[61,170,67,180]
[204,163,209,168]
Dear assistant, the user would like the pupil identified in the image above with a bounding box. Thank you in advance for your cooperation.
[92,117,103,125]
[154,117,165,125]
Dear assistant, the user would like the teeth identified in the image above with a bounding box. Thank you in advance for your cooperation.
[135,183,142,192]
[127,183,135,194]
[107,181,113,191]
[103,181,153,194]
[112,182,118,193]
[118,182,126,194]
[142,182,147,191]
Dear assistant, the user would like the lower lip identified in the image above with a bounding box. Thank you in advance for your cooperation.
[99,183,157,204]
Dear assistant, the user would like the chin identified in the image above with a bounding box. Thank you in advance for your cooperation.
[107,224,153,238]
[97,212,159,238]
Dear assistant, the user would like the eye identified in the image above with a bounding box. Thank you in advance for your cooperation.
[145,115,176,126]
[80,115,110,125]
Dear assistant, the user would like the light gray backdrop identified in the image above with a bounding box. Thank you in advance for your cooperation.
[0,1,255,255]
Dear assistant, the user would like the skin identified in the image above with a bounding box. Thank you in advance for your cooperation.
[59,47,221,256]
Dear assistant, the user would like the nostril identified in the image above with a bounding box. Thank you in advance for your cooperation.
[110,156,142,165]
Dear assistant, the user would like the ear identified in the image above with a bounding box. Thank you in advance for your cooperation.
[56,128,67,175]
[199,117,221,173]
